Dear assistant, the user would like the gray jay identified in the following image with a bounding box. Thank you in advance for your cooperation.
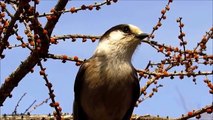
[73,24,149,120]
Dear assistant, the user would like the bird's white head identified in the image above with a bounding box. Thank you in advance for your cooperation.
[94,24,149,62]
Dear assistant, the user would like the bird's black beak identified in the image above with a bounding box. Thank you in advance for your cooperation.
[136,33,149,40]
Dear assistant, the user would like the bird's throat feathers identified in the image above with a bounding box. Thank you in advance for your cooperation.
[94,40,138,63]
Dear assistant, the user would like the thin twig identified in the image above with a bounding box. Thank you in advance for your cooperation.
[23,100,36,114]
[12,92,27,115]
[28,98,50,113]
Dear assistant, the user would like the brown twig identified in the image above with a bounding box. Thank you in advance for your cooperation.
[23,100,36,114]
[148,0,173,39]
[176,104,213,120]
[177,17,187,60]
[137,84,163,106]
[12,92,27,115]
[37,61,62,119]
[194,27,213,52]
[8,2,35,50]
[138,69,212,78]
[53,34,100,43]
[0,0,25,56]
[47,54,84,65]
[27,98,50,113]
[29,0,118,19]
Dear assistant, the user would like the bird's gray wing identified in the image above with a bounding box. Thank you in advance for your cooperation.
[73,61,88,120]
[122,68,140,120]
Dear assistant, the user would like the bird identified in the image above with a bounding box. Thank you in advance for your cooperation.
[73,24,149,120]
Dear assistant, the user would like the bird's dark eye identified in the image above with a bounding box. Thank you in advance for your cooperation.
[123,26,130,33]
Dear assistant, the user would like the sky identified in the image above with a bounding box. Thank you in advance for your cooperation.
[0,0,212,119]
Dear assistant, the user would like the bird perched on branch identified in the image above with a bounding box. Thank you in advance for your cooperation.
[73,24,149,120]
